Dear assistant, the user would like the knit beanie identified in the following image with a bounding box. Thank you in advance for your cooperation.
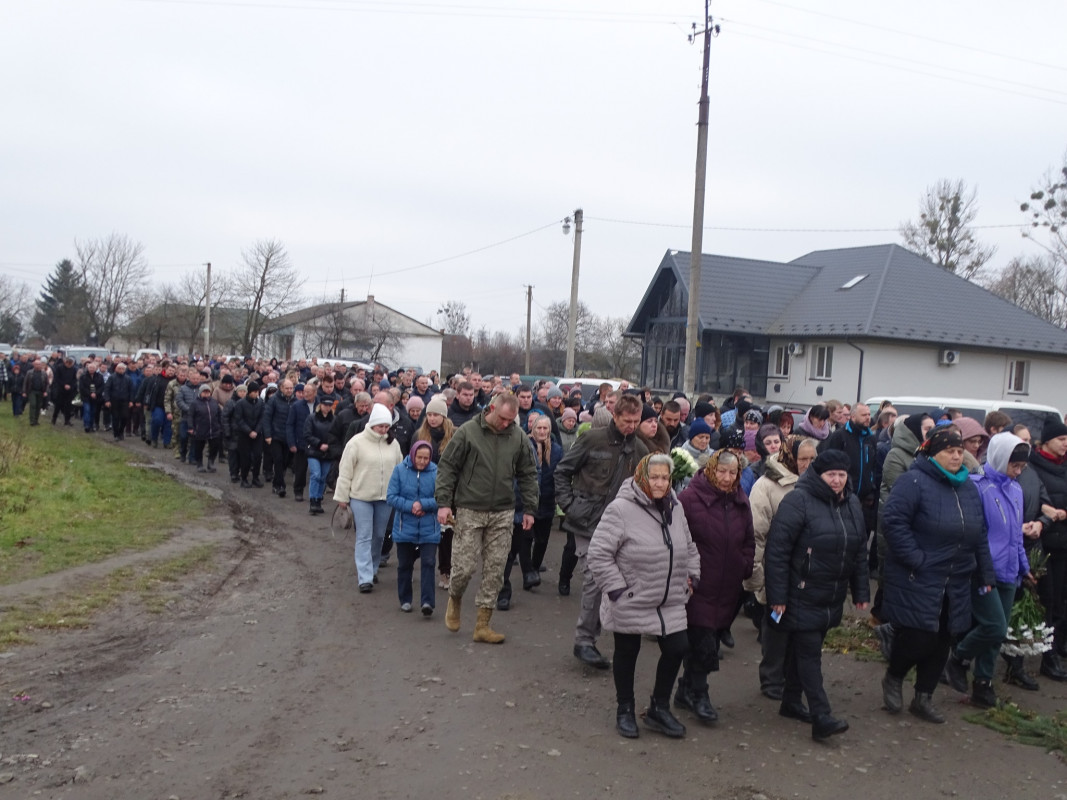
[1043,419,1067,443]
[812,449,852,474]
[426,396,448,417]
[688,418,712,440]
[406,395,425,413]
[561,407,578,423]
[641,404,657,422]
[367,403,393,428]
[693,401,717,419]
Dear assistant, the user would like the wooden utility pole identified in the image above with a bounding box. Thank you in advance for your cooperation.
[682,1,717,397]
[203,262,212,357]
[564,209,583,377]
[524,285,533,374]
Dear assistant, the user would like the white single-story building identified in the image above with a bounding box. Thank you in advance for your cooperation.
[258,294,442,373]
[626,244,1067,413]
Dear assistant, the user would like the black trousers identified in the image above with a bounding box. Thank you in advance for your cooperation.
[237,436,263,480]
[110,401,130,440]
[681,625,720,694]
[783,628,832,717]
[529,516,553,571]
[502,523,533,585]
[612,629,689,705]
[887,599,952,693]
[194,437,222,465]
[270,440,291,490]
[438,527,453,575]
[291,450,308,494]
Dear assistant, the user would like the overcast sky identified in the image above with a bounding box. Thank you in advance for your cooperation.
[2,0,1065,340]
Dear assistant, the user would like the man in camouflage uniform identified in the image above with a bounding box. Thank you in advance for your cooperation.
[435,393,538,643]
[164,365,188,458]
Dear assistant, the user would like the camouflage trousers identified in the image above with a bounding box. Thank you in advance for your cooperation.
[449,508,513,609]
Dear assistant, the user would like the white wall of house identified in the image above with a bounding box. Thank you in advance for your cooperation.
[765,338,1067,412]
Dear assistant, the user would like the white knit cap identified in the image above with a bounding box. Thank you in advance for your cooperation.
[367,403,393,428]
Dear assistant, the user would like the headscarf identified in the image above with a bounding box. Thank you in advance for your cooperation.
[702,449,742,494]
[920,424,963,457]
[633,453,675,520]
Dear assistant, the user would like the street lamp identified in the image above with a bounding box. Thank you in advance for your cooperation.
[563,208,583,377]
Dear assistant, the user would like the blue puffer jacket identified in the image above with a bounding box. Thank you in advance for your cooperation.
[387,455,440,545]
[533,439,564,519]
[971,433,1030,586]
[882,455,995,635]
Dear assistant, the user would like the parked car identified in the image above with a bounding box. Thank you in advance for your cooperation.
[864,395,1062,440]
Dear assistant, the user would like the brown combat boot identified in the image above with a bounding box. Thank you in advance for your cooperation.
[445,594,461,632]
[472,607,505,644]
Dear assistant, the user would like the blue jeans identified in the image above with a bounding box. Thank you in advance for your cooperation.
[150,407,172,445]
[351,499,391,586]
[308,458,329,500]
[955,582,1014,682]
[82,400,96,430]
[396,542,438,608]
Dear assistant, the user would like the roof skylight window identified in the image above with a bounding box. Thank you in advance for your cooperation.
[839,274,868,290]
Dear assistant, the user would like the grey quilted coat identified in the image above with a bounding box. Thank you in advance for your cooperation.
[587,478,700,637]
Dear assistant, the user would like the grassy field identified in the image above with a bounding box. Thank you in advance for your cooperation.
[0,409,206,586]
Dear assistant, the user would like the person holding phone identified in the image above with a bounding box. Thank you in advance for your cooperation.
[765,449,871,741]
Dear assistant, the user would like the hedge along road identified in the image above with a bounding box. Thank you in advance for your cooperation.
[0,427,1065,799]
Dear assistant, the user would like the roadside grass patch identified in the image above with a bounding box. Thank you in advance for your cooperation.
[0,544,217,646]
[824,615,884,661]
[965,702,1067,754]
[0,413,203,585]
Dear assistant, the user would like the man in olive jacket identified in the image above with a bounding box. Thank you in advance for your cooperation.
[554,392,647,668]
[435,393,539,643]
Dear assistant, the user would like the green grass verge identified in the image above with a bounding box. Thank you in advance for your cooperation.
[0,411,205,585]
[0,544,218,646]
[965,702,1067,753]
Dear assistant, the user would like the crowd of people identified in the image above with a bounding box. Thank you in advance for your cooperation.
[4,346,1067,743]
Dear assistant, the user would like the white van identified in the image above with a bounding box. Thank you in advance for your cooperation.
[134,348,163,362]
[864,395,1062,439]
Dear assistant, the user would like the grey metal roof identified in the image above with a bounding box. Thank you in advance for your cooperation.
[780,244,1067,353]
[626,250,817,335]
[628,244,1067,355]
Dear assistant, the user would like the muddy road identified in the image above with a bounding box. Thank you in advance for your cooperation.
[1,441,1065,800]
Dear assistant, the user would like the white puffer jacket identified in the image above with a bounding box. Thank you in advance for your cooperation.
[333,427,403,503]
[587,478,699,637]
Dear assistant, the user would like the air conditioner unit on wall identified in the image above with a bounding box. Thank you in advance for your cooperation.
[939,349,961,366]
[787,341,805,356]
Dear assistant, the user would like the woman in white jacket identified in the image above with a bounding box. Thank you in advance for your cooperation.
[334,403,403,593]
[587,453,700,740]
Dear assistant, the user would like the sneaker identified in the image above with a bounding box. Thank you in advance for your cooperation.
[421,603,433,617]
[400,602,413,613]
[438,574,450,589]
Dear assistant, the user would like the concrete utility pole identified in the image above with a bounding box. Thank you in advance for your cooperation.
[203,262,212,357]
[682,1,718,396]
[564,209,583,377]
[524,284,533,374]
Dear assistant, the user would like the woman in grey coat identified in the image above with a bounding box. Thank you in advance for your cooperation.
[587,453,700,740]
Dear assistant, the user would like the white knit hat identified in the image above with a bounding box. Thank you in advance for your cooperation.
[367,403,393,428]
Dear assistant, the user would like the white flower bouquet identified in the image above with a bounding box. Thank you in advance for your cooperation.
[669,447,699,485]
[1002,549,1053,657]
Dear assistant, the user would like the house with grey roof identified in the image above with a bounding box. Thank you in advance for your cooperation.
[626,244,1067,410]
[257,294,442,373]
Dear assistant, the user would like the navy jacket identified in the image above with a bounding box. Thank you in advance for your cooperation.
[262,392,294,444]
[881,456,994,635]
[819,421,878,501]
[287,398,314,453]
[1029,448,1067,552]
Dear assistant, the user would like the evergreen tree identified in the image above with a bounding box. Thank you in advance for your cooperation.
[33,259,91,343]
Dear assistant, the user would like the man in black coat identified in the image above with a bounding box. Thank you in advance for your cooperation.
[102,362,134,440]
[263,379,296,497]
[233,381,266,488]
[78,361,105,433]
[51,356,78,426]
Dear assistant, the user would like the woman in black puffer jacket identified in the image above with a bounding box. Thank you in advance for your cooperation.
[881,426,994,724]
[765,449,870,742]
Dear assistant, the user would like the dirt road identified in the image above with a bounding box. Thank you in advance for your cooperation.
[1,440,1065,799]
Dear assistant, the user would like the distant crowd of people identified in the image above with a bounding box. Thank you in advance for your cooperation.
[4,347,1066,743]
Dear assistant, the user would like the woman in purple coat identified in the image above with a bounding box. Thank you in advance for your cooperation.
[676,449,755,723]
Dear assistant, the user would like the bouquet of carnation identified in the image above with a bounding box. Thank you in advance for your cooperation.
[669,447,699,485]
[1002,549,1054,657]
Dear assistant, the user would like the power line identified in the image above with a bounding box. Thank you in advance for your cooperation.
[749,0,1067,74]
[585,216,1024,234]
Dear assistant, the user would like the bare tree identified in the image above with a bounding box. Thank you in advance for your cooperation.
[297,298,348,359]
[0,276,32,342]
[593,315,642,379]
[177,268,237,355]
[900,179,996,280]
[121,284,179,350]
[539,300,594,375]
[1021,155,1067,271]
[436,300,470,337]
[983,254,1067,327]
[75,233,151,345]
[235,239,303,356]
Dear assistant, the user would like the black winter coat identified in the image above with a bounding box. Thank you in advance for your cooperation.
[232,396,265,437]
[818,422,878,500]
[1029,448,1067,552]
[765,470,870,632]
[881,456,994,635]
[262,392,294,443]
[78,371,104,403]
[103,373,133,403]
[304,411,339,461]
[187,395,223,440]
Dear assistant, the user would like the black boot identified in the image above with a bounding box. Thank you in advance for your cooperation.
[673,676,696,712]
[1040,651,1067,682]
[909,691,946,724]
[691,690,718,723]
[496,581,512,611]
[971,679,997,709]
[882,670,904,714]
[1003,654,1039,691]
[811,714,849,740]
[558,549,578,596]
[522,570,540,590]
[616,701,639,739]
[943,651,970,693]
[643,696,686,738]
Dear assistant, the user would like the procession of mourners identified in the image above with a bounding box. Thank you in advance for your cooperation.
[6,347,1067,742]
